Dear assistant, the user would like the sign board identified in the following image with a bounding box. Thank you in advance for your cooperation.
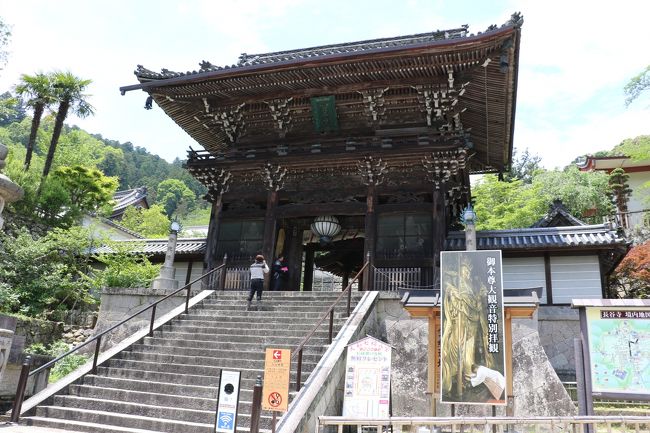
[262,348,291,412]
[585,307,650,399]
[342,336,392,417]
[214,370,241,433]
[440,250,507,405]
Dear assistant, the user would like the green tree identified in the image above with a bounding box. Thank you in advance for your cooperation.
[624,65,650,107]
[15,72,56,170]
[156,179,196,218]
[0,226,100,318]
[0,91,25,126]
[51,165,118,216]
[609,168,632,214]
[609,135,650,161]
[41,72,93,180]
[473,167,613,229]
[120,204,171,238]
[472,175,547,230]
[94,241,161,288]
[504,148,542,184]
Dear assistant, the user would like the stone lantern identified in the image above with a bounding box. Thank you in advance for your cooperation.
[0,142,24,230]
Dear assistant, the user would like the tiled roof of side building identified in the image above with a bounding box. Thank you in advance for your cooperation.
[445,224,626,250]
[93,238,207,256]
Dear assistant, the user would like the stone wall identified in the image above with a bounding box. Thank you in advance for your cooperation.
[14,317,64,348]
[374,295,576,417]
[93,287,196,350]
[538,306,579,381]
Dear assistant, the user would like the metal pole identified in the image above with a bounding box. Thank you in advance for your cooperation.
[92,336,102,374]
[296,349,303,392]
[10,355,32,423]
[250,375,263,433]
[149,304,157,337]
[219,254,228,290]
[328,310,334,344]
[272,411,277,433]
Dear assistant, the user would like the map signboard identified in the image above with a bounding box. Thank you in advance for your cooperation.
[585,307,650,398]
[440,250,507,405]
[262,348,291,412]
[342,336,391,417]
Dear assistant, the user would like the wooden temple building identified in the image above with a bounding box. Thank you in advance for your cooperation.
[121,13,527,291]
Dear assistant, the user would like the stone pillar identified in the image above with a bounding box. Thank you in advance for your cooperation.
[0,315,17,382]
[0,143,25,230]
[151,226,179,291]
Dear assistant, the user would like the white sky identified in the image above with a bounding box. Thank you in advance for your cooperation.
[1,0,648,169]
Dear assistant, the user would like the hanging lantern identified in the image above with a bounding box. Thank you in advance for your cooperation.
[311,215,341,244]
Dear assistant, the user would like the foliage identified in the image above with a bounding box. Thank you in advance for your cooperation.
[0,227,100,318]
[120,204,170,238]
[609,241,650,299]
[27,340,88,383]
[624,65,650,107]
[52,165,118,216]
[94,242,161,288]
[504,148,542,184]
[156,178,196,218]
[181,206,211,226]
[472,175,547,230]
[42,71,94,179]
[473,167,613,230]
[15,72,56,169]
[0,91,25,126]
[532,166,613,224]
[609,135,650,161]
[608,168,632,213]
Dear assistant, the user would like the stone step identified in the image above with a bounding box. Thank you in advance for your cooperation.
[33,405,214,433]
[143,334,331,348]
[68,384,219,411]
[25,416,170,433]
[83,375,218,399]
[166,319,345,332]
[117,350,321,369]
[129,343,327,360]
[201,298,356,307]
[181,311,343,321]
[96,366,221,387]
[151,328,334,342]
[103,360,313,384]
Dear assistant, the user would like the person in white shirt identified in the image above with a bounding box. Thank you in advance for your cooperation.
[248,254,269,308]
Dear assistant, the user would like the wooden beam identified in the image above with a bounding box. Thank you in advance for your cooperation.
[203,195,223,272]
[544,253,553,305]
[276,202,366,218]
[262,190,279,289]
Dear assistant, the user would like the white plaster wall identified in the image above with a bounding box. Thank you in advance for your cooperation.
[627,171,650,214]
[502,257,547,303]
[550,256,602,304]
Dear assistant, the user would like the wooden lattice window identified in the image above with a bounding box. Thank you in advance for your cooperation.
[376,213,432,259]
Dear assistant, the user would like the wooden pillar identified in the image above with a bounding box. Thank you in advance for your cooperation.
[342,270,350,291]
[363,183,377,290]
[203,194,223,273]
[432,184,447,285]
[303,245,315,291]
[262,190,279,289]
[286,225,304,291]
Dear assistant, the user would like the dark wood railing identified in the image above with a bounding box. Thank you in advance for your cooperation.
[290,261,369,392]
[10,261,228,423]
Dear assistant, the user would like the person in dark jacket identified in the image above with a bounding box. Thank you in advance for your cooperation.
[271,254,289,291]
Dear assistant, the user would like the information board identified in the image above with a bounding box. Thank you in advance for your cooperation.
[440,250,507,405]
[586,307,650,398]
[262,348,291,412]
[214,370,241,433]
[342,336,391,417]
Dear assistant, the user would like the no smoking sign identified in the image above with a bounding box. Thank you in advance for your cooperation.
[268,392,282,407]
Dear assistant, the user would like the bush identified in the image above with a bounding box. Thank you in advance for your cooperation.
[26,340,88,383]
[94,242,161,288]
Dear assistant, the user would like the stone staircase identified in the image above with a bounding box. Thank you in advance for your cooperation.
[21,291,362,433]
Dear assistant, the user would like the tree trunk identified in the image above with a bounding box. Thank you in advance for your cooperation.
[41,99,69,180]
[24,103,44,171]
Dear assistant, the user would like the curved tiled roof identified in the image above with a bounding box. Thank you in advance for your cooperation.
[129,14,522,83]
[94,238,207,256]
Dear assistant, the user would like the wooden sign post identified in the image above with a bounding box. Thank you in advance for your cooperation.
[262,348,291,433]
